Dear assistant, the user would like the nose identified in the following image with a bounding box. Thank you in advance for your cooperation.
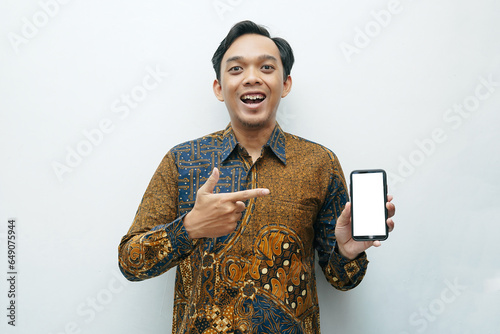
[243,66,261,86]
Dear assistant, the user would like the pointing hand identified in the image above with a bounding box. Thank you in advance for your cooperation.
[183,168,270,239]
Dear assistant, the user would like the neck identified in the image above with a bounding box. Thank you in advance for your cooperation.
[231,121,276,163]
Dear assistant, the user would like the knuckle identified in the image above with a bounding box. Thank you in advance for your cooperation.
[223,204,235,215]
[241,191,251,200]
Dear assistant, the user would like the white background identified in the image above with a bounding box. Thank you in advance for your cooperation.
[1,0,499,333]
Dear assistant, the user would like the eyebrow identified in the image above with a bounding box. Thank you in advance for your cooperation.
[225,54,278,63]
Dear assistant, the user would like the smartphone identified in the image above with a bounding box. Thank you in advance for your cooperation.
[350,169,388,241]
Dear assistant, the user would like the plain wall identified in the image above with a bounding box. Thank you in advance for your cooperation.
[1,0,499,333]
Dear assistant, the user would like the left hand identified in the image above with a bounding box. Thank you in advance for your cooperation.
[335,195,396,260]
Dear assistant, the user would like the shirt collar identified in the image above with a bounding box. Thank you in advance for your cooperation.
[220,124,238,162]
[265,123,287,165]
[220,123,287,165]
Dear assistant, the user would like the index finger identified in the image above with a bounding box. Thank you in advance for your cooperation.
[222,188,270,202]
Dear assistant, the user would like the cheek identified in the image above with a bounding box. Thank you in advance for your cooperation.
[270,78,285,92]
[222,82,240,98]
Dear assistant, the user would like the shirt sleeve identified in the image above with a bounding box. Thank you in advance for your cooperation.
[313,152,369,291]
[118,151,197,281]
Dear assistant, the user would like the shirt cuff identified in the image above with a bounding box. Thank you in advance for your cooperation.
[330,241,368,281]
[152,213,197,258]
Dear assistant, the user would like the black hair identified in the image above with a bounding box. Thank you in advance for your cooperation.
[211,20,294,81]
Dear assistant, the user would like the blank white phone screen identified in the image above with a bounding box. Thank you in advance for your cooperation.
[352,172,386,237]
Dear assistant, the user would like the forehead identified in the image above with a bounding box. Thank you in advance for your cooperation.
[222,34,282,65]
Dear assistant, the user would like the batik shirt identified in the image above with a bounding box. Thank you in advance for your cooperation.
[118,124,368,334]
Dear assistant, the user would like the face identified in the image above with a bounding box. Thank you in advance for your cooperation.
[213,34,292,131]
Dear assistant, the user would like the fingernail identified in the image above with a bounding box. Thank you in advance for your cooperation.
[262,189,270,195]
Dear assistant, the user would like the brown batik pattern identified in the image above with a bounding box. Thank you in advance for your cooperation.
[119,124,369,334]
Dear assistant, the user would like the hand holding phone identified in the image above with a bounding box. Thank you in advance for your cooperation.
[350,169,388,241]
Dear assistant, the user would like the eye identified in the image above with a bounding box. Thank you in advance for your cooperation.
[261,65,275,72]
[229,66,243,73]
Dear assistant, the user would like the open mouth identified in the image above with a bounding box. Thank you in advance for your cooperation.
[240,93,266,105]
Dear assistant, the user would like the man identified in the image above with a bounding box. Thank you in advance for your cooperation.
[118,20,395,333]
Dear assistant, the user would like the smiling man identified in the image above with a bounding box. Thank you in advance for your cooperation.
[118,20,395,333]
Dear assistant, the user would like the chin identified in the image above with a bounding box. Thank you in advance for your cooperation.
[241,120,267,129]
[237,114,275,129]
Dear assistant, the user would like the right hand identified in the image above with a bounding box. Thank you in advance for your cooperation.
[183,167,270,239]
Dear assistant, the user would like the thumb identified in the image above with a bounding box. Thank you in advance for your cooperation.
[337,202,351,227]
[199,167,219,194]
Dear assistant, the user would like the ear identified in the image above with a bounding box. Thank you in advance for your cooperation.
[213,79,224,102]
[281,75,292,98]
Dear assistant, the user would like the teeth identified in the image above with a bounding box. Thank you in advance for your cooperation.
[242,94,265,100]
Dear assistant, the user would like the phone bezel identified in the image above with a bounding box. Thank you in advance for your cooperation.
[350,169,388,241]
